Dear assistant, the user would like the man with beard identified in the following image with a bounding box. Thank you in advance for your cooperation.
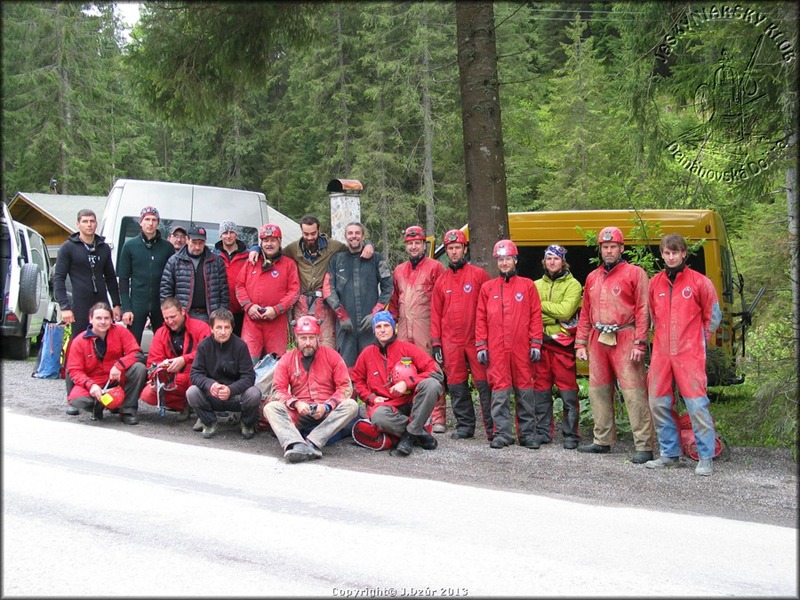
[264,316,358,463]
[388,225,447,432]
[323,222,393,368]
[117,206,175,344]
[575,226,655,464]
[351,311,444,456]
[236,223,300,361]
[141,297,211,420]
[430,229,492,440]
[187,308,261,440]
[160,226,229,323]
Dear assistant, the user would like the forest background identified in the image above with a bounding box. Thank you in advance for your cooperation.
[2,1,797,453]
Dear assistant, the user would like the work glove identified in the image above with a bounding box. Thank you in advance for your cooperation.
[333,306,353,333]
[477,349,489,365]
[359,314,373,332]
[433,346,443,365]
[530,347,541,363]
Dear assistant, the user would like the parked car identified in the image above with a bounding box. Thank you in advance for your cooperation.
[1,201,59,359]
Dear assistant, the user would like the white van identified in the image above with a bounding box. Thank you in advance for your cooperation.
[1,201,60,359]
[99,179,301,267]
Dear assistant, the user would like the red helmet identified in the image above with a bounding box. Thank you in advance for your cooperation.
[403,225,426,242]
[598,226,624,245]
[443,229,467,247]
[390,358,418,390]
[259,223,282,240]
[293,316,321,335]
[99,385,125,410]
[493,239,518,258]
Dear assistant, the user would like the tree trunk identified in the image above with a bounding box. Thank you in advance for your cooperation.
[421,17,436,237]
[336,8,350,173]
[456,2,508,274]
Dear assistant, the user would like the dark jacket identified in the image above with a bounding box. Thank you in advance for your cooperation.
[190,334,256,397]
[53,232,121,312]
[117,231,174,313]
[324,249,393,322]
[160,246,229,316]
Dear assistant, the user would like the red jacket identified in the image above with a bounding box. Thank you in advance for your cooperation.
[649,266,720,358]
[67,324,143,400]
[576,261,650,348]
[430,262,490,348]
[215,241,250,313]
[389,257,445,351]
[352,337,441,417]
[147,315,212,390]
[271,345,353,424]
[475,274,543,354]
[235,254,300,317]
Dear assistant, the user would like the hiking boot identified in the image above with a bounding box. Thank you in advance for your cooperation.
[305,440,323,459]
[451,430,473,440]
[91,402,105,421]
[241,424,255,440]
[695,458,713,476]
[577,443,610,454]
[490,437,511,449]
[192,418,204,432]
[284,442,318,463]
[519,437,541,449]
[202,421,219,439]
[645,455,680,469]
[176,405,192,422]
[120,413,139,425]
[432,423,446,434]
[66,405,80,416]
[532,434,551,445]
[563,439,579,450]
[396,433,414,456]
[414,432,438,450]
[631,451,654,464]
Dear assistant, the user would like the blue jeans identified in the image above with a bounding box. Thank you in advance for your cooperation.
[649,394,717,459]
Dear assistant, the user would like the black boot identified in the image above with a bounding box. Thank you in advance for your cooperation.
[396,432,414,456]
[560,389,581,448]
[475,380,494,441]
[448,382,475,439]
[532,390,553,444]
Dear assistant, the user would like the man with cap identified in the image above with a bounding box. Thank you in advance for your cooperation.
[351,310,444,456]
[430,229,492,440]
[388,225,447,432]
[532,244,583,449]
[214,220,249,337]
[575,226,655,463]
[160,225,229,323]
[322,221,393,368]
[168,225,188,252]
[475,239,544,449]
[117,205,175,344]
[264,315,359,463]
[236,223,300,361]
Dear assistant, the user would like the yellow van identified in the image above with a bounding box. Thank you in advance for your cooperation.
[434,209,745,386]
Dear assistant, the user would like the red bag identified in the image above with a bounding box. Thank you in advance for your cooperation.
[678,413,727,461]
[352,419,399,451]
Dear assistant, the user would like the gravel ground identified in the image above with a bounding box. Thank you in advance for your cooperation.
[3,357,796,528]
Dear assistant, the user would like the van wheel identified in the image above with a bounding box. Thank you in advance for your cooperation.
[3,336,31,360]
[18,263,41,314]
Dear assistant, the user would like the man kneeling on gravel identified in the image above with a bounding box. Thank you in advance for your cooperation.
[351,311,443,456]
[264,316,358,463]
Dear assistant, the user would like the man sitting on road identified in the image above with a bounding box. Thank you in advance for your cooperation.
[351,311,443,456]
[264,316,359,463]
[141,297,211,421]
[187,308,261,440]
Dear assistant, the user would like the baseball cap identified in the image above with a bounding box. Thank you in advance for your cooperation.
[170,225,187,236]
[187,226,207,241]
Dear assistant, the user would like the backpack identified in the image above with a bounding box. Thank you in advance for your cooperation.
[32,322,68,379]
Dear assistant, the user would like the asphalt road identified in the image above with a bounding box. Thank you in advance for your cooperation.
[1,357,797,532]
[3,410,797,597]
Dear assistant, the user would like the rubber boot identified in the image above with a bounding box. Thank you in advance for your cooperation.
[475,380,494,441]
[490,388,513,445]
[532,390,553,444]
[448,382,475,438]
[560,388,581,448]
[515,387,538,443]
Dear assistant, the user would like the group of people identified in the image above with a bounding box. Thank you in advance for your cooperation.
[54,206,722,475]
